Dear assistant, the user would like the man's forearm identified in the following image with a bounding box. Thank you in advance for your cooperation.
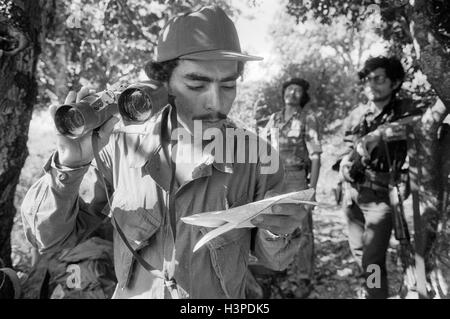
[309,156,321,189]
[21,152,106,253]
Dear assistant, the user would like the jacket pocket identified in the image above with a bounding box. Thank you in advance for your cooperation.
[111,196,162,244]
[200,206,251,298]
[111,196,162,288]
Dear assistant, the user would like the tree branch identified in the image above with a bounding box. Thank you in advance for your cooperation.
[115,0,156,46]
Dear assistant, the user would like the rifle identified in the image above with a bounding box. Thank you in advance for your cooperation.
[344,109,426,297]
[388,177,417,295]
[381,134,417,297]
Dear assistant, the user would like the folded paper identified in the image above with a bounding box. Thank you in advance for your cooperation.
[181,188,325,252]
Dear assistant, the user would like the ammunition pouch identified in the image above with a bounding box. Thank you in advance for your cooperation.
[356,169,389,192]
[357,179,389,193]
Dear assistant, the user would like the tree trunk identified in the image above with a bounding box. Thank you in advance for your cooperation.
[0,0,54,267]
[409,0,450,298]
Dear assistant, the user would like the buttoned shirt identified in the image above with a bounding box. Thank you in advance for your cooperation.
[263,105,322,169]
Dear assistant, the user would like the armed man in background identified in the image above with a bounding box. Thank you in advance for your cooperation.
[336,56,420,299]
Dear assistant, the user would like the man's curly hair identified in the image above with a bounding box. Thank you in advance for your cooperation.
[358,56,405,95]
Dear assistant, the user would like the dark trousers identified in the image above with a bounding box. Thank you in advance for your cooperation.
[246,169,314,299]
[343,186,393,299]
[284,169,314,280]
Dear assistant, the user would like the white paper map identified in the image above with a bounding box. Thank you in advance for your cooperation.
[181,188,323,252]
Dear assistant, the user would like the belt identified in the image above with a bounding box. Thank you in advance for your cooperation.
[365,169,390,183]
[357,179,389,192]
[285,164,305,171]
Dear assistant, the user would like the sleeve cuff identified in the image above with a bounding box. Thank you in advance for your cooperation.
[43,152,90,186]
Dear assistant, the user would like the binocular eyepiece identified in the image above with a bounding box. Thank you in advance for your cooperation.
[54,81,168,139]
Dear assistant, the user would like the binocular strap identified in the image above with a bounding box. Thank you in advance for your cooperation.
[91,131,180,299]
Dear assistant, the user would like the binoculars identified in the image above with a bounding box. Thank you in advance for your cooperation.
[54,80,168,139]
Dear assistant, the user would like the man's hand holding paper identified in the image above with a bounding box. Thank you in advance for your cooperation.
[181,189,319,252]
[250,189,310,236]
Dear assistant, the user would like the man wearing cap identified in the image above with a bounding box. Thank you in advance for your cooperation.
[21,6,309,298]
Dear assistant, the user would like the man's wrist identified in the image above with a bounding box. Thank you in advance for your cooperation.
[55,152,92,170]
[265,229,291,240]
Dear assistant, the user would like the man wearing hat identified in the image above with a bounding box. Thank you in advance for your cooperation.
[260,78,322,298]
[21,6,309,298]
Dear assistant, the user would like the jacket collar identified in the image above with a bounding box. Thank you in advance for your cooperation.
[125,104,234,191]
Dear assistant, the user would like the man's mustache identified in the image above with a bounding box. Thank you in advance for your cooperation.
[192,113,227,121]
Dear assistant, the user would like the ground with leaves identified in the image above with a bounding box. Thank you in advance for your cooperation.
[12,110,408,299]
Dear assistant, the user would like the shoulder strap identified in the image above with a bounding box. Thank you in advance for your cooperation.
[91,132,159,274]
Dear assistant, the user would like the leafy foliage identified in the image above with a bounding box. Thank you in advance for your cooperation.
[284,0,441,112]
[285,0,450,62]
[37,0,234,106]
